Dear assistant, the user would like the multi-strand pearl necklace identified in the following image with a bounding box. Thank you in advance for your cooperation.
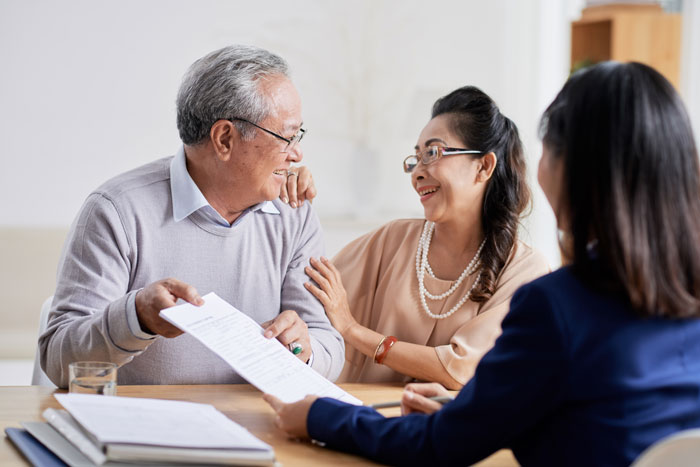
[416,221,485,320]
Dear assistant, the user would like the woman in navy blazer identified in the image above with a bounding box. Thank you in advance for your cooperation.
[264,62,700,466]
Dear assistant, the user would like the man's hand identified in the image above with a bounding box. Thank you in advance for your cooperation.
[280,166,316,208]
[261,310,312,363]
[263,393,317,439]
[135,278,204,337]
[401,382,452,415]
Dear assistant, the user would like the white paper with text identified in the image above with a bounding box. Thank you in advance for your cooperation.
[53,393,272,450]
[160,292,362,405]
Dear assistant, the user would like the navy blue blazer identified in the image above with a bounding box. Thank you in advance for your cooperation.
[307,267,700,466]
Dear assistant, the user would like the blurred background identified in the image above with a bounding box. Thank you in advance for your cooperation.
[1,0,699,384]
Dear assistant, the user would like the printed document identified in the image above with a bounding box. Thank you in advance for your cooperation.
[160,292,362,405]
[54,393,271,449]
[49,394,275,465]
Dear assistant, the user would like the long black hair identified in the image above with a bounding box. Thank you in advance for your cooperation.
[540,61,700,318]
[432,86,530,302]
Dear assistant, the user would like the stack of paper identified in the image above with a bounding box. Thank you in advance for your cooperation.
[28,393,275,466]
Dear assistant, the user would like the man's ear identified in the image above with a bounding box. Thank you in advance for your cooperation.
[209,120,238,162]
[477,152,498,182]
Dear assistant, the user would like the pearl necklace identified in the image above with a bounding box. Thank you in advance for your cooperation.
[416,221,485,320]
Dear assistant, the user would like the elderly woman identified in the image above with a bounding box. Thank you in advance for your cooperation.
[266,62,700,466]
[303,86,548,389]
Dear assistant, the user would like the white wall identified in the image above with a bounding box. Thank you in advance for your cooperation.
[0,0,576,268]
[2,0,698,261]
[682,0,700,141]
[5,0,699,363]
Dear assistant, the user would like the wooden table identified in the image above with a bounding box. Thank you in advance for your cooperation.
[0,384,517,466]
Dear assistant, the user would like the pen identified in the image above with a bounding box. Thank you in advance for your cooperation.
[369,395,454,409]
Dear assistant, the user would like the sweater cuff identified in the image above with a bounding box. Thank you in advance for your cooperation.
[107,291,157,352]
[307,335,342,381]
[125,289,157,340]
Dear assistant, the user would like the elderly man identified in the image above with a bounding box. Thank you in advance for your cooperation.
[40,45,344,387]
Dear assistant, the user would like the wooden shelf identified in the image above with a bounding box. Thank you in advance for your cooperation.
[571,3,681,88]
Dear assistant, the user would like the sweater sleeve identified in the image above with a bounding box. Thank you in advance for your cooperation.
[281,204,345,381]
[39,193,156,388]
[307,280,568,466]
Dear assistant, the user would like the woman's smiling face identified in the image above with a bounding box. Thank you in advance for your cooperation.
[411,114,488,224]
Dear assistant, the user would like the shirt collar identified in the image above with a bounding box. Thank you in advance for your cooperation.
[170,146,210,223]
[170,146,279,224]
[257,201,280,214]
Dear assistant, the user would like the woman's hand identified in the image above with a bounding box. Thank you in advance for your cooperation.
[401,382,452,415]
[263,394,318,439]
[304,257,357,336]
[280,166,316,208]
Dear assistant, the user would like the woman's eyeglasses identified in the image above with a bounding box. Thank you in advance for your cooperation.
[403,146,484,173]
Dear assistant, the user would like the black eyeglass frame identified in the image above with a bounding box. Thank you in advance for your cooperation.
[229,117,306,151]
[403,146,484,173]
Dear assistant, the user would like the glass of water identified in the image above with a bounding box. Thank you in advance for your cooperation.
[69,361,117,395]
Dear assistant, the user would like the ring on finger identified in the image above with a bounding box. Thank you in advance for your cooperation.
[289,342,303,355]
[286,170,297,178]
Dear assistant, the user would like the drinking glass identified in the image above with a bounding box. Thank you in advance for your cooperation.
[68,361,117,395]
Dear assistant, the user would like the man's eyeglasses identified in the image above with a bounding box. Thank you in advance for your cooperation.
[403,146,484,173]
[229,117,306,152]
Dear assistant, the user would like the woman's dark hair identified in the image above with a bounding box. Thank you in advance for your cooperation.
[432,86,530,302]
[540,61,700,318]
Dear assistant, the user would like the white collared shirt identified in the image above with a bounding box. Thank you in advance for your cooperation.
[169,146,279,227]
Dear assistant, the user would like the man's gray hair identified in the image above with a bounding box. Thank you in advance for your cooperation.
[176,45,290,145]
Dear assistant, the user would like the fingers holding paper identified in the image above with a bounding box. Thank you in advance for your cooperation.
[262,310,312,363]
[304,257,357,336]
[135,278,204,338]
[401,382,452,415]
[263,393,317,439]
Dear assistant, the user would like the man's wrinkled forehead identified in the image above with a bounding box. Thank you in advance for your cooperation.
[258,75,303,129]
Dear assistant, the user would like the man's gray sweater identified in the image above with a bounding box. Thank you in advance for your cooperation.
[39,156,344,387]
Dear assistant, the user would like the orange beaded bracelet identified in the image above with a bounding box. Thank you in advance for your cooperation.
[374,335,398,364]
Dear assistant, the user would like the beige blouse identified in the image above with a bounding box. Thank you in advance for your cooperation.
[334,218,550,386]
